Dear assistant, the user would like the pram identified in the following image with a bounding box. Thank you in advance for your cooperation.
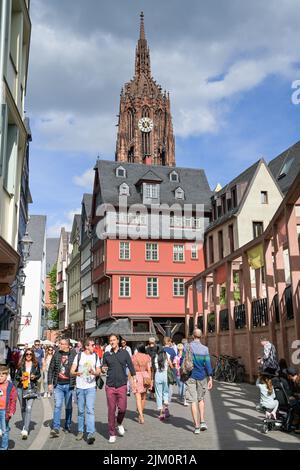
[260,375,293,434]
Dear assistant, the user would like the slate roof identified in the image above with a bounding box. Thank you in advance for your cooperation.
[27,215,46,261]
[206,160,261,232]
[268,140,300,194]
[82,194,93,218]
[46,238,59,274]
[95,160,212,210]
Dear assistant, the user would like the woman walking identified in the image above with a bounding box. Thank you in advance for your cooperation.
[15,348,41,439]
[174,343,188,405]
[154,348,173,421]
[131,344,152,424]
[43,346,55,397]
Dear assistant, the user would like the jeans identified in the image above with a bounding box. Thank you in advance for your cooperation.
[52,383,73,430]
[0,409,9,450]
[176,376,186,400]
[105,385,127,437]
[17,388,35,432]
[155,371,169,410]
[76,387,96,434]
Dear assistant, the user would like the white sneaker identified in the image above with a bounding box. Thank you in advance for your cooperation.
[109,435,116,443]
[21,429,28,440]
[117,425,125,436]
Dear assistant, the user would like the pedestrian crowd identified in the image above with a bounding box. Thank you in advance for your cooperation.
[0,329,214,448]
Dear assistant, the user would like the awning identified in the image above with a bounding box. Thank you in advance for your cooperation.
[90,317,158,342]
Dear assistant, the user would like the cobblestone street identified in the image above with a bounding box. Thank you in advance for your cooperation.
[7,381,300,450]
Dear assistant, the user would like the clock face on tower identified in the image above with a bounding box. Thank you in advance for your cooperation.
[138,117,153,133]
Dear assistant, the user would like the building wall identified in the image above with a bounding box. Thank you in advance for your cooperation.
[205,218,238,267]
[20,260,42,344]
[0,0,31,250]
[106,239,204,274]
[237,164,283,247]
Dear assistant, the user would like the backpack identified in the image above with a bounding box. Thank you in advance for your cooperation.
[180,344,194,383]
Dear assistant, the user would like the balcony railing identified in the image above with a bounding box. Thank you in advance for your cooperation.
[252,298,268,327]
[234,304,246,329]
[285,285,294,320]
[220,309,229,331]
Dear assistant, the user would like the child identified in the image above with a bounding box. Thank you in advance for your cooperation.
[0,365,17,450]
[256,373,279,419]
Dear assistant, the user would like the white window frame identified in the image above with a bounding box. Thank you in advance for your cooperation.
[116,166,126,178]
[173,244,185,262]
[147,277,159,297]
[145,243,159,261]
[119,242,130,260]
[173,278,185,297]
[175,188,185,200]
[119,277,130,297]
[145,183,158,199]
[170,171,179,182]
[191,244,198,259]
[119,183,130,196]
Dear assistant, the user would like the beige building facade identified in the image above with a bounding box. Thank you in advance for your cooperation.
[0,0,31,294]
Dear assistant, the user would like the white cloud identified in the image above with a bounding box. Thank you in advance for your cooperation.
[73,168,94,189]
[47,208,81,237]
[27,0,300,154]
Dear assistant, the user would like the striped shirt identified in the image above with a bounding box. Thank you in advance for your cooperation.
[183,340,213,381]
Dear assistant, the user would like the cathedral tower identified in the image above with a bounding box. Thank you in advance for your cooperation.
[115,12,175,166]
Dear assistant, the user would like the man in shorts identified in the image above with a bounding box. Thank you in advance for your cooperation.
[184,329,213,434]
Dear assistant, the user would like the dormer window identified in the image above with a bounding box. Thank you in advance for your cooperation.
[116,166,126,178]
[175,187,185,200]
[119,183,130,196]
[278,158,294,180]
[170,171,179,183]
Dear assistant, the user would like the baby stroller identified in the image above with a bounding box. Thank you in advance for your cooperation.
[260,376,293,434]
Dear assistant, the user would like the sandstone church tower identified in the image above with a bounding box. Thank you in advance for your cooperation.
[115,12,176,166]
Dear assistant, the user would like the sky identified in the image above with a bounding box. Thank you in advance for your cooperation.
[27,0,300,237]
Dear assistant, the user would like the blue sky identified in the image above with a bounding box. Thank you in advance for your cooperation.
[27,0,300,236]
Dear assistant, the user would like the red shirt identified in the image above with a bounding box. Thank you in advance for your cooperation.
[94,346,103,359]
[0,382,8,410]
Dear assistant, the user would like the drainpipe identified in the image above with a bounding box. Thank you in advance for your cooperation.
[0,0,9,173]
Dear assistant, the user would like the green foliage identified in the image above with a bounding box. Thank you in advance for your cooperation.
[48,264,59,329]
[220,286,226,305]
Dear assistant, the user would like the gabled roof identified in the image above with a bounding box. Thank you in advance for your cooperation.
[46,238,59,274]
[70,215,81,243]
[94,160,212,210]
[206,160,261,231]
[268,140,300,194]
[82,193,93,218]
[27,215,47,261]
[136,170,163,185]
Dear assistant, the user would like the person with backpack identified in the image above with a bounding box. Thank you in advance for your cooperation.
[48,338,77,437]
[70,338,101,444]
[181,329,213,434]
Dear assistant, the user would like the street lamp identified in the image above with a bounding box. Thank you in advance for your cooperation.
[21,231,33,266]
[17,269,26,287]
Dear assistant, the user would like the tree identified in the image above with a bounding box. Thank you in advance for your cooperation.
[47,264,59,329]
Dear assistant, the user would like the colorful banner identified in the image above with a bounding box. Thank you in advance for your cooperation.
[247,244,265,269]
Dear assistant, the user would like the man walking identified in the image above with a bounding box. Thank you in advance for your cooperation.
[70,339,101,444]
[48,338,77,436]
[183,329,213,434]
[102,334,136,443]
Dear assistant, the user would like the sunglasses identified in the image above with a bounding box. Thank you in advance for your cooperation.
[25,353,33,356]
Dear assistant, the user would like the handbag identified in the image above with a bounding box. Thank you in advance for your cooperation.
[96,375,104,390]
[22,385,38,400]
[167,367,176,385]
[143,375,152,387]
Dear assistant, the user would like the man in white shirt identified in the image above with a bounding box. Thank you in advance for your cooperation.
[71,339,101,445]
